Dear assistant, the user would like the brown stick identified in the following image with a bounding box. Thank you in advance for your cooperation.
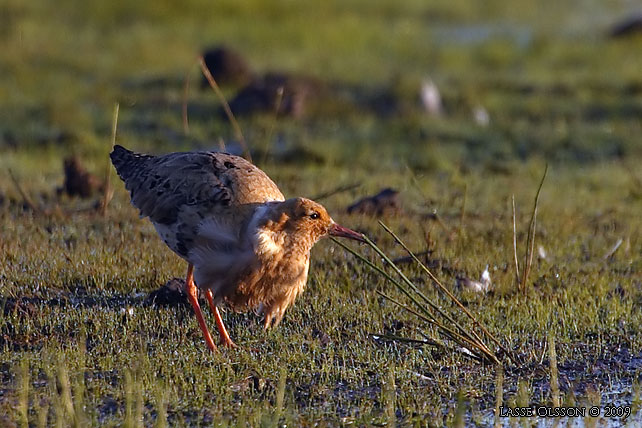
[101,103,119,216]
[457,182,468,256]
[198,56,251,162]
[8,169,41,214]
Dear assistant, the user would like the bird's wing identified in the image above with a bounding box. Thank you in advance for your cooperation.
[110,146,284,225]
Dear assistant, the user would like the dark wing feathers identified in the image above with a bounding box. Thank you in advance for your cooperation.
[110,145,284,225]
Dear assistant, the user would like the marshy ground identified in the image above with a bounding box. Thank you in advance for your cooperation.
[1,0,641,426]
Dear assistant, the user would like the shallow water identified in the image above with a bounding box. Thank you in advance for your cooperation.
[431,23,533,49]
[482,378,640,427]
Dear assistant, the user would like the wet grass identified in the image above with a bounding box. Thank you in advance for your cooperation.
[1,0,642,426]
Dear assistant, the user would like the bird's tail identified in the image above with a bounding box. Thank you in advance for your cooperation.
[110,145,153,184]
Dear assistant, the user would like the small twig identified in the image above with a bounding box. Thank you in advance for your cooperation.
[62,250,73,264]
[8,169,41,214]
[362,234,479,346]
[362,233,498,362]
[261,86,284,165]
[101,103,118,216]
[602,238,623,260]
[333,239,497,359]
[335,232,505,364]
[376,289,436,325]
[381,224,492,338]
[512,195,520,287]
[379,223,506,363]
[458,182,468,255]
[520,165,548,293]
[198,56,251,162]
[312,182,361,201]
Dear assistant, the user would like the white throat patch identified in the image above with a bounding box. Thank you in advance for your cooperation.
[250,205,283,256]
[255,229,282,255]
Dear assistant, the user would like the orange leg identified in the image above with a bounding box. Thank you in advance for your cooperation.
[205,290,237,348]
[184,263,217,352]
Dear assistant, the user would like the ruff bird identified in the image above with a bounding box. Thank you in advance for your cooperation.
[110,145,364,351]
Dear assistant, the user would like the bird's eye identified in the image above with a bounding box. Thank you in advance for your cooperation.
[310,212,320,219]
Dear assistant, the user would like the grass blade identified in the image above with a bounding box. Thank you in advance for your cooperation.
[336,235,500,364]
[520,164,548,293]
[375,290,484,356]
[512,195,520,287]
[332,238,437,323]
[361,234,483,349]
[379,221,512,363]
[101,102,118,216]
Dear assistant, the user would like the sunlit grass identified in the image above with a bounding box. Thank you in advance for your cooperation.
[2,156,640,424]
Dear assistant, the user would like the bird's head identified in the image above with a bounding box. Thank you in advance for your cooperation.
[282,198,364,246]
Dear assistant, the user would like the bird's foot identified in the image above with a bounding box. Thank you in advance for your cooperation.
[220,336,238,349]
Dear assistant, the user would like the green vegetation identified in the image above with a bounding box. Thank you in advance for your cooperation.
[1,0,641,425]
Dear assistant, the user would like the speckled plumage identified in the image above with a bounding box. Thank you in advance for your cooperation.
[110,145,362,333]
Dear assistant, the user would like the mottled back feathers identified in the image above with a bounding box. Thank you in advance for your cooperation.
[110,145,284,225]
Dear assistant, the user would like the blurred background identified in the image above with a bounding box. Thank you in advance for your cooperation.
[1,0,641,177]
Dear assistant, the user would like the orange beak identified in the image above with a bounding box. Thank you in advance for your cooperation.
[329,223,365,242]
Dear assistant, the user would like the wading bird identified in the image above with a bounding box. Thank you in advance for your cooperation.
[111,145,363,351]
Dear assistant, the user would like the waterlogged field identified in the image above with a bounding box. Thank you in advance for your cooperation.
[1,0,642,426]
